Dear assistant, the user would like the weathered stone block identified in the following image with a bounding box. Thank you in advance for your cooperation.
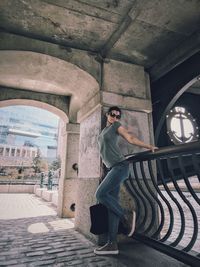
[75,177,99,243]
[103,59,147,99]
[78,107,101,179]
[34,184,40,194]
[42,190,55,202]
[0,184,34,193]
[62,178,78,218]
[35,188,47,197]
[52,191,58,206]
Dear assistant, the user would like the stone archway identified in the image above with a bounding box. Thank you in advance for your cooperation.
[0,50,99,122]
[0,99,69,215]
[0,50,100,218]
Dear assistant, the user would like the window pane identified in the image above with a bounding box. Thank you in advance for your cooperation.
[167,106,198,144]
[171,118,181,138]
[183,119,194,138]
[11,148,15,156]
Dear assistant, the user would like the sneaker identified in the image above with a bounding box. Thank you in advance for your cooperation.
[121,210,136,237]
[94,242,119,255]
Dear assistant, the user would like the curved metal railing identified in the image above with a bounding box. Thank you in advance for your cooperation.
[125,141,200,267]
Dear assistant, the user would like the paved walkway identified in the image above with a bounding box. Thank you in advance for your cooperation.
[0,194,189,267]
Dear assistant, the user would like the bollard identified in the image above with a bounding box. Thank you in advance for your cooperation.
[40,172,44,188]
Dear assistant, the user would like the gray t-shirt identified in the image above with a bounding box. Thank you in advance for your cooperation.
[98,121,125,168]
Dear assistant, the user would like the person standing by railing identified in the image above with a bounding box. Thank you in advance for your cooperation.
[94,106,157,256]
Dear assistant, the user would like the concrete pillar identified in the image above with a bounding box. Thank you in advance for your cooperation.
[75,105,101,242]
[14,147,17,157]
[57,123,80,218]
[0,146,3,156]
[75,59,156,241]
[8,146,12,157]
[2,147,5,156]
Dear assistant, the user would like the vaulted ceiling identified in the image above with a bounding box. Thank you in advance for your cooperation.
[0,0,200,82]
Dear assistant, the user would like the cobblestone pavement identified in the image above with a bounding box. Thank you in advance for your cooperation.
[0,193,190,267]
[0,194,125,267]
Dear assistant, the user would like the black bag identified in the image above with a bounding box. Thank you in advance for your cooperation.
[89,203,108,235]
[89,203,126,235]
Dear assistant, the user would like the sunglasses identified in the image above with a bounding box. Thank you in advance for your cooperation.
[109,112,121,119]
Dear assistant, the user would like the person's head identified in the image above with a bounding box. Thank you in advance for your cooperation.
[106,106,122,124]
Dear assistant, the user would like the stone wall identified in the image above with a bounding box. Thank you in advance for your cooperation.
[78,107,101,179]
[57,123,80,218]
[75,59,155,241]
[0,184,34,193]
[103,60,149,99]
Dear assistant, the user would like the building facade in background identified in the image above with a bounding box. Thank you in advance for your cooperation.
[0,106,59,176]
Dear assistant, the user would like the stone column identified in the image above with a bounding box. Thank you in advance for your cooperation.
[14,147,17,157]
[57,123,80,218]
[75,59,156,241]
[75,105,102,242]
[2,146,5,156]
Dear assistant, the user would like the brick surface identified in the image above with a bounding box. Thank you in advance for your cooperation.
[0,194,126,267]
[0,193,190,267]
[0,260,19,265]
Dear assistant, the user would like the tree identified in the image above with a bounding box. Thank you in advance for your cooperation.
[50,157,61,171]
[32,148,43,174]
[40,160,48,172]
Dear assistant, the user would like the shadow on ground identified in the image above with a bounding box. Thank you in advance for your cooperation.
[117,239,189,267]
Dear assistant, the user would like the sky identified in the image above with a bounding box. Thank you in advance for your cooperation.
[0,105,59,157]
[0,105,59,127]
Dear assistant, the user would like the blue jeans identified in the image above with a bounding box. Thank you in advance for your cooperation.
[95,161,129,242]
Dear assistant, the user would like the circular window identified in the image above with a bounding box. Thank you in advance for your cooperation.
[166,106,199,144]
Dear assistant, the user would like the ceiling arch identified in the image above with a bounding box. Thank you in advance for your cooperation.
[0,51,99,121]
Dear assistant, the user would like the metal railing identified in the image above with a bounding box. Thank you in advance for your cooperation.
[40,173,59,190]
[125,141,200,267]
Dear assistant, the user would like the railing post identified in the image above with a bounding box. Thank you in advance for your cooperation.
[47,170,52,190]
[40,172,44,188]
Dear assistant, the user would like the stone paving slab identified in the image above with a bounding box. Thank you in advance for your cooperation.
[0,193,190,267]
[0,193,56,220]
[0,194,126,267]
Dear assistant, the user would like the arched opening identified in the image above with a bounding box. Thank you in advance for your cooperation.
[0,105,60,176]
[0,50,101,234]
[0,51,99,122]
[0,99,69,218]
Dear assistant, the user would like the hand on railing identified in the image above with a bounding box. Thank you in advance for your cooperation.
[148,145,159,153]
[126,140,200,162]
